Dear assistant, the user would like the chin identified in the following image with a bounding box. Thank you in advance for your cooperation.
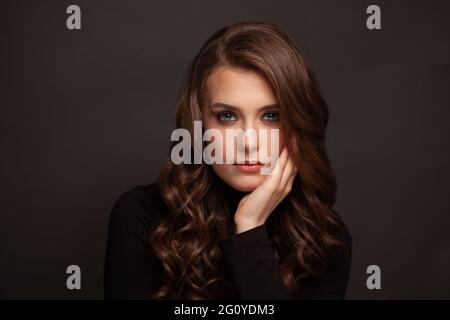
[229,176,264,192]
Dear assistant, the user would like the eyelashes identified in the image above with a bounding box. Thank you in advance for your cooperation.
[261,111,279,121]
[217,111,237,122]
[215,111,279,123]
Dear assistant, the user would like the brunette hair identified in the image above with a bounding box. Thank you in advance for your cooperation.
[149,21,344,299]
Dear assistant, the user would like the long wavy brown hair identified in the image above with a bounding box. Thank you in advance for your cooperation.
[149,21,345,299]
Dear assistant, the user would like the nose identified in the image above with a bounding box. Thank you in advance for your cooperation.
[236,121,259,157]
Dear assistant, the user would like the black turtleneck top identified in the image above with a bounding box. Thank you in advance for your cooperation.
[104,181,352,300]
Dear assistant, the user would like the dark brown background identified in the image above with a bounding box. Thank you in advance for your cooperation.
[1,0,449,299]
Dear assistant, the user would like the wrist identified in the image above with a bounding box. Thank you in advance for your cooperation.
[234,218,263,234]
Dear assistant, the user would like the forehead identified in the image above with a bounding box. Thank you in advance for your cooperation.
[203,66,277,108]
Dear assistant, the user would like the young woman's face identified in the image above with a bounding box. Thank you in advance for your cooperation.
[202,66,285,192]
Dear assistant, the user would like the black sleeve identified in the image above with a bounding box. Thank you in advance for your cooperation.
[218,224,293,300]
[299,225,353,299]
[104,187,352,300]
[103,190,163,299]
[218,223,352,300]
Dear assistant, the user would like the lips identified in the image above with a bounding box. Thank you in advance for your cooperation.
[234,161,263,165]
[233,161,263,173]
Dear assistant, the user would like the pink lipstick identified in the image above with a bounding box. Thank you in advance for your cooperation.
[233,161,263,173]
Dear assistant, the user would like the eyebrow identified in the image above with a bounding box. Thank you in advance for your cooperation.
[210,102,279,112]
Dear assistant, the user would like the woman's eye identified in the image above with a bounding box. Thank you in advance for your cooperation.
[262,111,279,121]
[217,112,237,122]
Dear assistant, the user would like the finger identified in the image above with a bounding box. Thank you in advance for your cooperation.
[260,147,287,190]
[275,147,288,178]
[264,147,286,178]
[272,147,288,184]
[284,167,297,194]
[280,154,295,187]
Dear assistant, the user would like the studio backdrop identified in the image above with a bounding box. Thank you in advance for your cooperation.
[1,0,449,299]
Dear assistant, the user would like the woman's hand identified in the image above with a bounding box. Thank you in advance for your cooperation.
[234,147,297,234]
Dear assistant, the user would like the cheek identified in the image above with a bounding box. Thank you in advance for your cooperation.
[203,115,226,162]
[278,135,286,152]
[209,129,241,164]
[263,131,285,157]
[211,163,235,184]
[211,129,228,163]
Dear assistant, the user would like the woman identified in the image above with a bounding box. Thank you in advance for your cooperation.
[104,21,352,300]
